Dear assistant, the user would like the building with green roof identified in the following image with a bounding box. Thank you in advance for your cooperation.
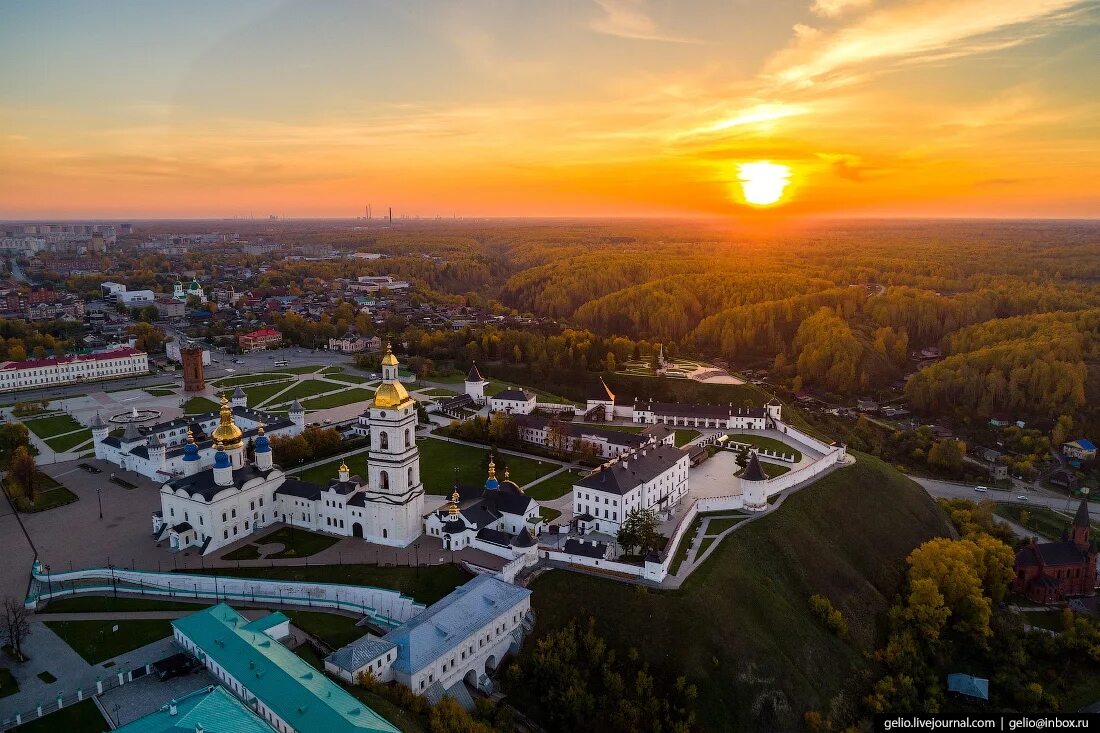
[114,686,275,733]
[172,604,398,733]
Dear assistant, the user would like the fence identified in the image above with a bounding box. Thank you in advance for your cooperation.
[26,565,422,629]
[0,659,147,731]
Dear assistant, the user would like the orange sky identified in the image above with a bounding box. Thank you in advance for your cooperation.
[1,0,1098,219]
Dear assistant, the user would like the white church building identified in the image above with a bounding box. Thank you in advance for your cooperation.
[152,344,426,554]
[92,387,304,481]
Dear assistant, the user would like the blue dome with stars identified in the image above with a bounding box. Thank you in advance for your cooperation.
[213,447,231,469]
[183,442,200,462]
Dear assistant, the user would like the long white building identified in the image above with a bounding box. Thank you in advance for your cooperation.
[326,574,532,702]
[0,346,148,393]
[572,443,690,534]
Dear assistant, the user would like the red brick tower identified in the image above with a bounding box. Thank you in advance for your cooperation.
[181,345,206,392]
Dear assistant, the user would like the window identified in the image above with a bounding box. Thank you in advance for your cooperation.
[379,432,389,450]
[404,429,411,448]
[380,470,389,491]
[408,467,414,486]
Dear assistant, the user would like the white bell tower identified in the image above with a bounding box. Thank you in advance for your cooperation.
[360,343,424,546]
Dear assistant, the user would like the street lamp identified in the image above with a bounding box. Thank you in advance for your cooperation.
[97,487,103,519]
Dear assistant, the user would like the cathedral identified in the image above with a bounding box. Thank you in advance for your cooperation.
[152,344,425,554]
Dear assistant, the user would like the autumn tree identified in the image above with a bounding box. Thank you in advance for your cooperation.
[8,445,38,503]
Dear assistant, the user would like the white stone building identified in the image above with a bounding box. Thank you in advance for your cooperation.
[423,459,540,566]
[632,398,782,430]
[512,413,674,460]
[93,391,304,481]
[0,346,148,393]
[572,443,690,534]
[488,388,536,415]
[463,363,488,405]
[326,574,532,702]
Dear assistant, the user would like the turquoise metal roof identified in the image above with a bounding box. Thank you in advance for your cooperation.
[243,611,289,634]
[383,574,530,676]
[172,605,399,733]
[114,686,274,733]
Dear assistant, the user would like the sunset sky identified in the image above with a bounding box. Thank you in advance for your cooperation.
[1,0,1098,219]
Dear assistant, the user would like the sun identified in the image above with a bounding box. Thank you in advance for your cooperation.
[737,161,791,206]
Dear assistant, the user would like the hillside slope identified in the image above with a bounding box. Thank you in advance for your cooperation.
[520,454,953,732]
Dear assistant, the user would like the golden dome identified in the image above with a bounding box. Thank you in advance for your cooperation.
[380,341,399,367]
[373,380,410,408]
[210,395,244,447]
[448,489,460,516]
[339,462,349,473]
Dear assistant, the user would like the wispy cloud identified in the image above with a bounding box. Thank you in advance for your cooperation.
[589,0,706,43]
[770,0,1088,88]
[810,0,874,19]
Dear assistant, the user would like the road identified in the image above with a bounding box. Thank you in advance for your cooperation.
[911,475,1096,517]
[0,341,354,404]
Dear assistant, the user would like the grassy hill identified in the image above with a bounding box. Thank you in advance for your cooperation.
[519,454,952,731]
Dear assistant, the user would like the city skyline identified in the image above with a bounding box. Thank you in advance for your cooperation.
[1,0,1098,219]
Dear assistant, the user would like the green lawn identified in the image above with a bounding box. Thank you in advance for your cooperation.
[222,543,262,561]
[418,439,556,494]
[9,476,78,513]
[188,564,472,606]
[726,432,803,462]
[674,429,701,447]
[294,438,557,496]
[234,379,296,406]
[22,414,83,439]
[264,379,344,405]
[284,610,365,649]
[280,364,325,374]
[300,388,374,411]
[44,619,173,664]
[324,372,372,385]
[427,371,466,384]
[416,387,458,397]
[539,506,562,523]
[668,516,702,575]
[994,504,1098,542]
[704,516,746,535]
[484,380,578,406]
[736,461,791,479]
[12,698,106,733]
[697,536,716,556]
[520,454,953,732]
[45,429,92,453]
[182,396,220,414]
[144,388,177,397]
[42,596,209,613]
[213,371,294,387]
[526,470,582,501]
[253,527,340,559]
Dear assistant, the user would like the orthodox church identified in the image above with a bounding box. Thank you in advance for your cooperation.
[92,388,304,481]
[152,344,426,554]
[423,458,541,566]
[173,277,206,303]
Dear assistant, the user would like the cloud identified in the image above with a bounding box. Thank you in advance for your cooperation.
[769,0,1088,88]
[810,0,874,19]
[589,0,706,43]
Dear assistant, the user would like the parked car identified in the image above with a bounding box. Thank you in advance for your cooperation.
[974,486,988,493]
[1016,495,1028,501]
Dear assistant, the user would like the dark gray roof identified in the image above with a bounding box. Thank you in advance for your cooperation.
[276,478,324,500]
[165,465,277,500]
[564,538,607,559]
[514,413,647,449]
[575,445,686,496]
[326,477,363,495]
[741,451,767,482]
[121,421,144,443]
[492,388,535,402]
[90,412,105,429]
[289,399,303,412]
[511,527,537,548]
[326,636,397,675]
[636,399,765,420]
[1035,541,1089,566]
[465,363,483,382]
[232,386,246,399]
[172,522,193,533]
[476,528,513,547]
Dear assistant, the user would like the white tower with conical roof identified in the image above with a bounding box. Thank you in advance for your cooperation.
[358,343,424,546]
